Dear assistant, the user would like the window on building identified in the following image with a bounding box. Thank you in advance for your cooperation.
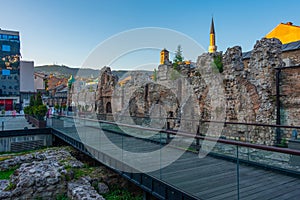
[2,69,10,76]
[2,45,11,52]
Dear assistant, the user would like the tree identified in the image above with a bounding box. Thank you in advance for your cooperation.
[33,105,48,120]
[173,45,184,70]
[35,92,43,106]
[29,96,35,107]
[153,68,157,81]
[62,104,67,111]
[54,104,60,111]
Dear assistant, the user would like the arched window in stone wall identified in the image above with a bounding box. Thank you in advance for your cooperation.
[168,111,174,118]
[106,102,112,113]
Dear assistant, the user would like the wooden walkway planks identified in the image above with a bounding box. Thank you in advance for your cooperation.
[55,124,300,200]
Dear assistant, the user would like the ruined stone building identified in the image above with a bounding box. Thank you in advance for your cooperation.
[95,67,118,119]
[91,21,300,145]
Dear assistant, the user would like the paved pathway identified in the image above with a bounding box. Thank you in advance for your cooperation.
[0,116,35,131]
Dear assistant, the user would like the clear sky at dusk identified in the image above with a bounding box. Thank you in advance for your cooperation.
[1,0,300,69]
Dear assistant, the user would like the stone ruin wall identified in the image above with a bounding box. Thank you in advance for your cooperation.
[94,38,300,145]
[280,67,300,126]
[282,50,300,65]
[95,67,118,120]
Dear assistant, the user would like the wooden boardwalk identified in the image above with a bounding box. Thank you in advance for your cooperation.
[53,120,300,200]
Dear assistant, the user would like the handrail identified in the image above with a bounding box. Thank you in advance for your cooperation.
[62,113,300,129]
[51,114,300,156]
[0,114,25,117]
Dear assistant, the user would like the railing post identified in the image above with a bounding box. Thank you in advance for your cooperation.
[164,117,171,144]
[196,124,200,146]
[236,145,240,200]
[1,120,4,131]
[275,69,281,144]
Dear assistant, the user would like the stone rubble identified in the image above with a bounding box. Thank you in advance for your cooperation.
[68,177,105,200]
[0,148,109,200]
[0,149,83,172]
[97,182,110,194]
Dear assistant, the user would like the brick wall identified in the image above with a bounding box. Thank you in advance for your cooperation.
[280,67,300,126]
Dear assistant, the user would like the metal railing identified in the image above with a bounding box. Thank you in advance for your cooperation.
[48,114,300,199]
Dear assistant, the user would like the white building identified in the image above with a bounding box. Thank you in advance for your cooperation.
[19,60,35,107]
[20,61,34,92]
[34,72,46,92]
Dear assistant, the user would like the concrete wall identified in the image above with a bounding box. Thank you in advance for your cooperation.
[0,134,52,152]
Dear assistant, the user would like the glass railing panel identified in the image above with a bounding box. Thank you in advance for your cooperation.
[47,115,300,199]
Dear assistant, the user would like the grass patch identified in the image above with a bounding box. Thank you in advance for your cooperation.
[4,182,16,191]
[56,194,70,200]
[72,166,96,179]
[0,146,49,157]
[0,166,18,180]
[103,187,142,200]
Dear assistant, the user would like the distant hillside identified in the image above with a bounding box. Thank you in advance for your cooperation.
[34,65,99,78]
[34,65,153,79]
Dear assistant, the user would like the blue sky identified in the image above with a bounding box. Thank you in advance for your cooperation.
[1,0,300,69]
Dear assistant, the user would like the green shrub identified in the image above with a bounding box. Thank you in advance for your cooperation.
[62,104,67,111]
[212,54,223,73]
[33,105,48,120]
[280,138,288,147]
[103,187,142,200]
[153,68,157,82]
[0,167,17,180]
[56,194,69,200]
[4,182,16,191]
[24,106,33,115]
[29,96,35,107]
[35,92,43,106]
[55,104,60,111]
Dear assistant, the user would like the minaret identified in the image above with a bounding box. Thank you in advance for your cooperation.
[208,18,217,53]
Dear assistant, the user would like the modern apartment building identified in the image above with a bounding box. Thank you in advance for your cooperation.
[0,28,21,110]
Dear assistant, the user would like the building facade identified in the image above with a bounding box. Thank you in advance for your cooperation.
[0,28,21,111]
